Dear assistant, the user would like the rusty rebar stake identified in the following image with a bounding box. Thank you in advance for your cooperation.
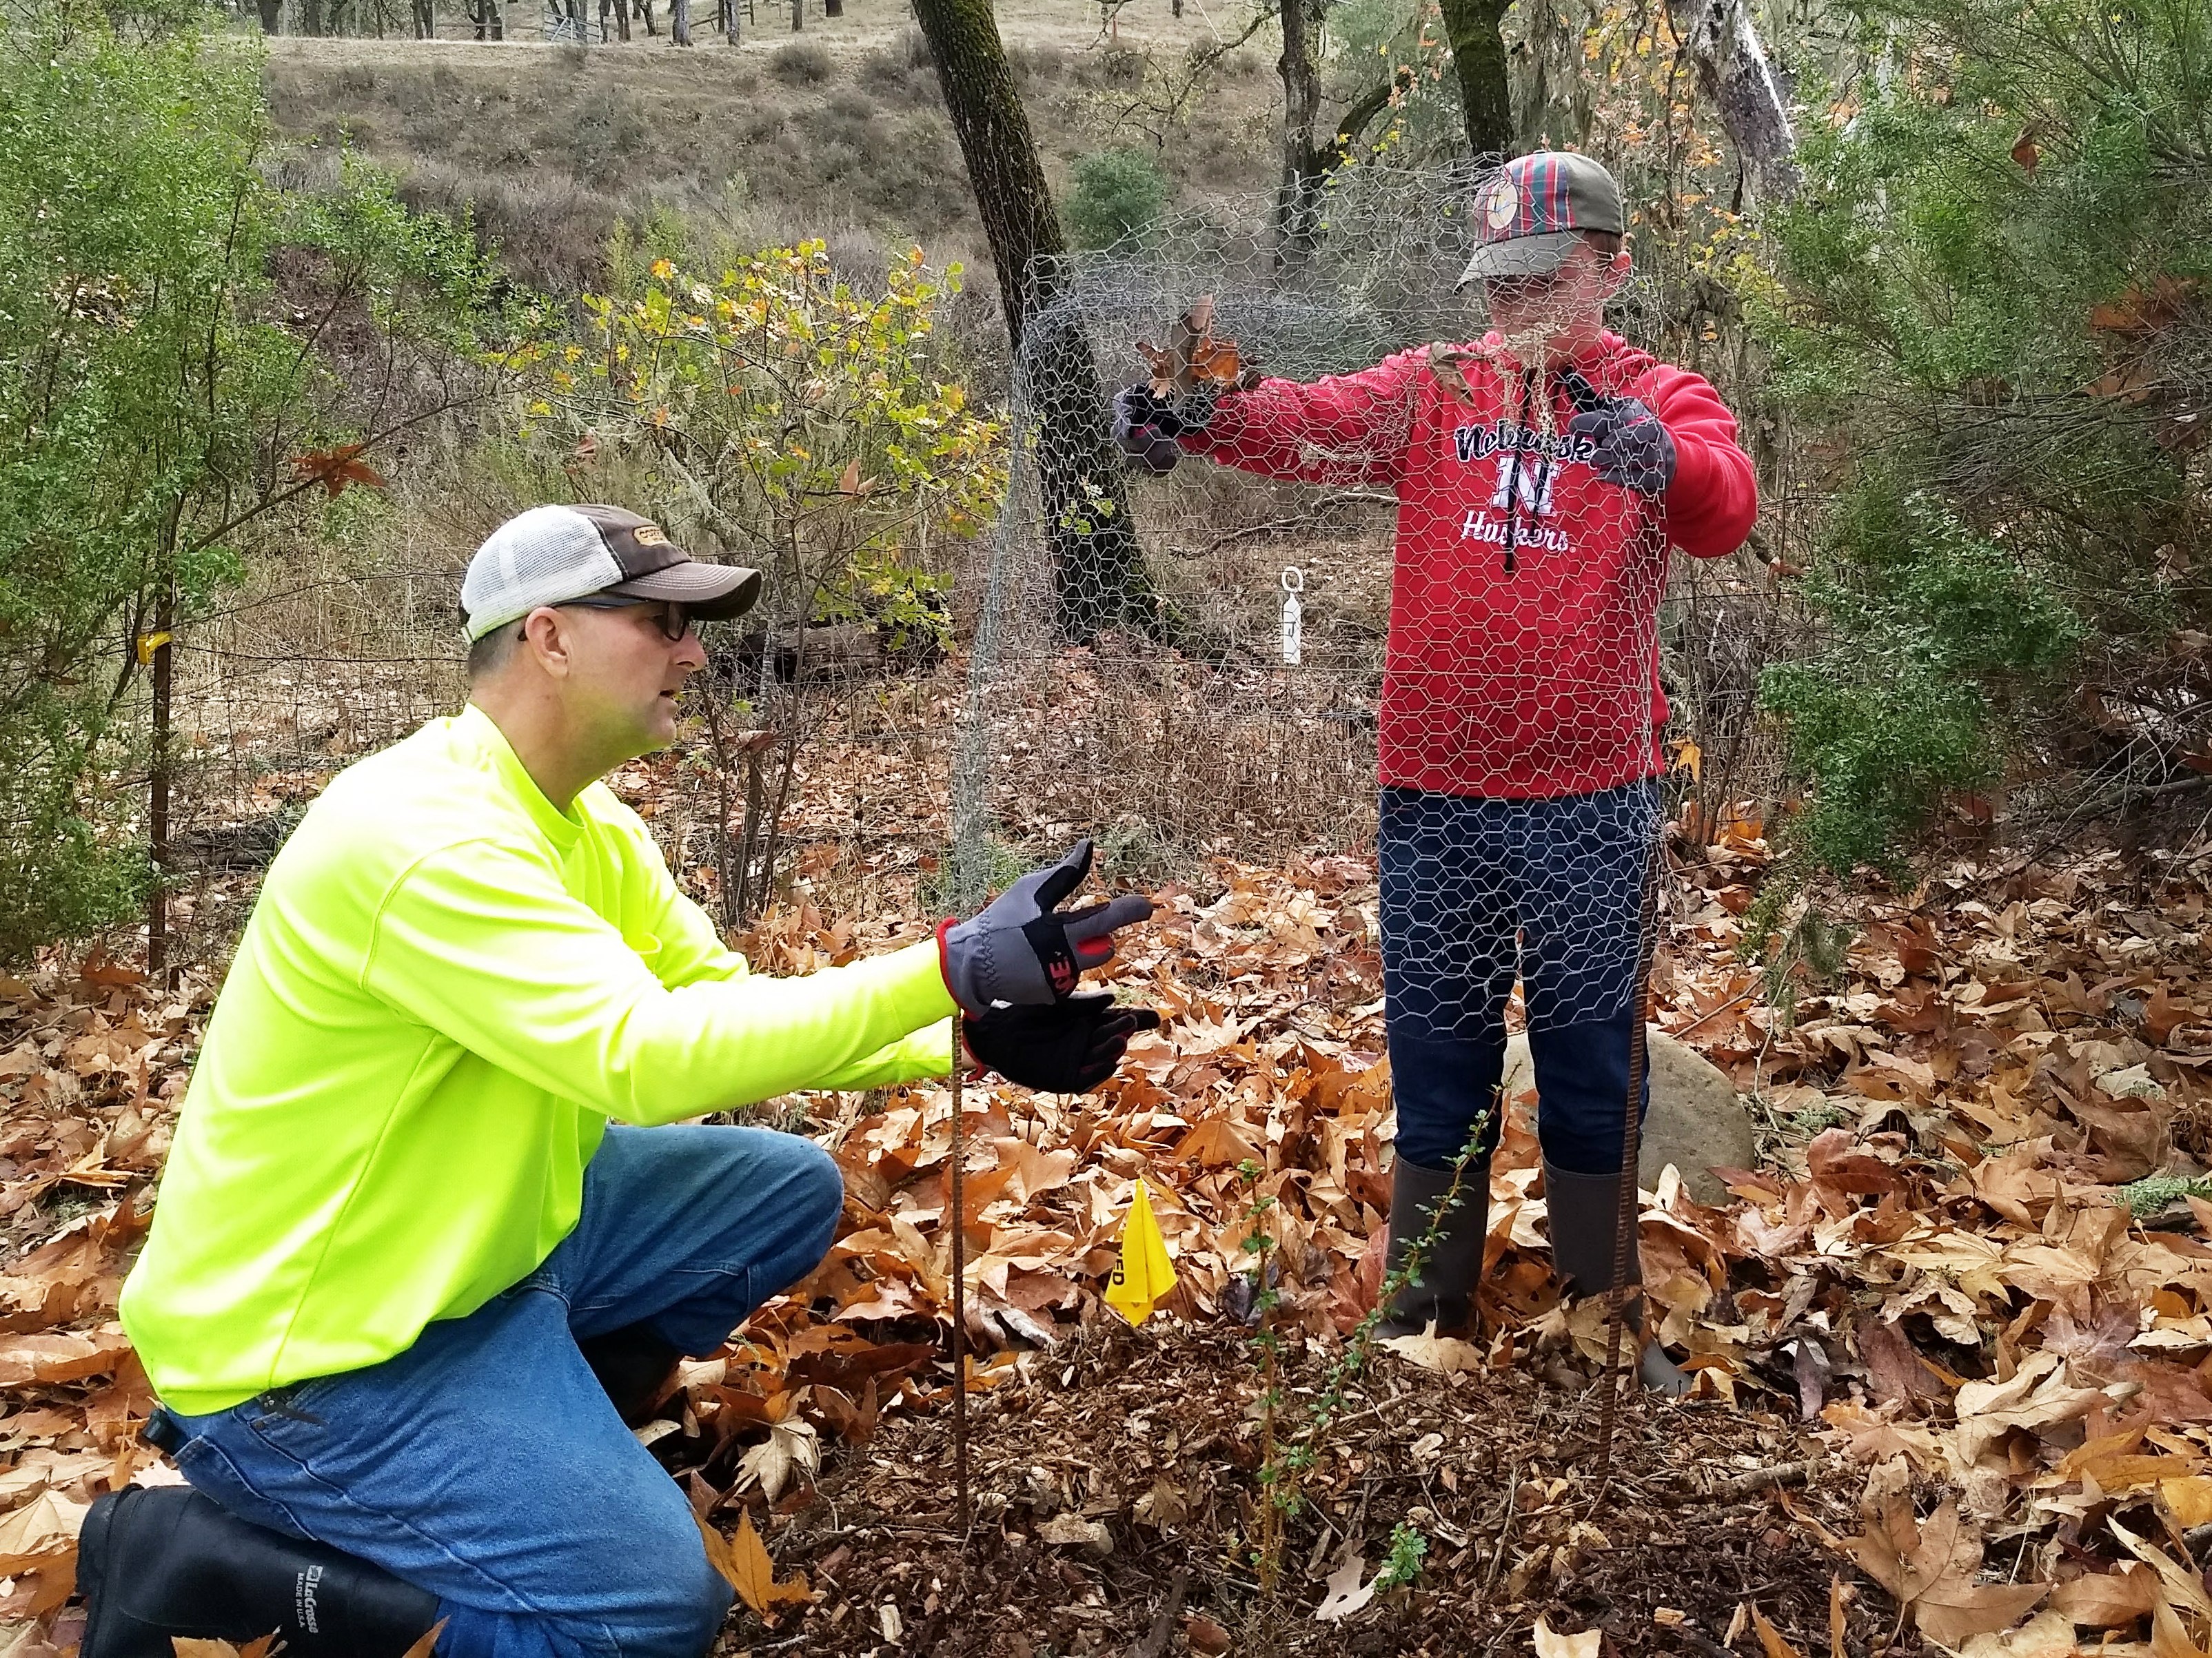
[948,1043,971,1532]
[1596,831,1663,1476]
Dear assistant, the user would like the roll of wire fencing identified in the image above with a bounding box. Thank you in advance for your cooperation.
[951,157,1766,1397]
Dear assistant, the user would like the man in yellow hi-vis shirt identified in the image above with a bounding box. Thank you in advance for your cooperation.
[84,505,1155,1658]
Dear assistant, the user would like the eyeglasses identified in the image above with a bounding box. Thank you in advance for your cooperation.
[559,596,696,642]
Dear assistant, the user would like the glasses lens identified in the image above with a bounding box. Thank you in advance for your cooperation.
[660,605,691,642]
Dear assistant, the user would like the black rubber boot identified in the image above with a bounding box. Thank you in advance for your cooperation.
[578,1322,684,1426]
[79,1484,440,1658]
[1375,1158,1491,1338]
[1543,1160,1692,1396]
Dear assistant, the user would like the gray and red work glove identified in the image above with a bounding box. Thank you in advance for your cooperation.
[1113,385,1215,475]
[1565,394,1677,495]
[938,838,1154,1012]
[965,994,1161,1093]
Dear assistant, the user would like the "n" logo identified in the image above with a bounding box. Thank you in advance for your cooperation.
[1491,453,1556,517]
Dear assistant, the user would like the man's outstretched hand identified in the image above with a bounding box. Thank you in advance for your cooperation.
[964,993,1161,1093]
[938,838,1155,1013]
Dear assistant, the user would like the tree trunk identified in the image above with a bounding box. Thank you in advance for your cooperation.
[722,0,737,41]
[299,0,322,35]
[823,0,840,17]
[911,0,1153,642]
[790,0,802,31]
[1277,3,1411,267]
[145,581,175,983]
[1438,0,1513,158]
[637,0,655,35]
[1665,0,1799,202]
[413,0,433,35]
[671,0,689,42]
[1275,0,1326,265]
[257,0,283,30]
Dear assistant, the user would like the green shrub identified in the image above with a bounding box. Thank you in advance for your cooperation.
[0,7,503,961]
[1758,496,2085,874]
[1752,0,2210,874]
[1064,146,1169,250]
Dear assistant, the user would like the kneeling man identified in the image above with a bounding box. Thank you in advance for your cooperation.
[85,506,1155,1658]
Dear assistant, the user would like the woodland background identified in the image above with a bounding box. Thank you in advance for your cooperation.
[1,0,2210,1651]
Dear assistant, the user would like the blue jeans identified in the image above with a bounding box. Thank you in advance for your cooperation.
[154,1124,843,1658]
[1380,782,1658,1176]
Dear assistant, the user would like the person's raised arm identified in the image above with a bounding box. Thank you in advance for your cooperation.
[1113,348,1428,489]
[1647,366,1759,557]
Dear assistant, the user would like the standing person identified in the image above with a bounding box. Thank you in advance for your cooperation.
[84,504,1157,1658]
[1115,154,1757,1389]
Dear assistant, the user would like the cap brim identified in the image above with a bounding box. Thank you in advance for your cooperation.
[604,562,764,621]
[1457,231,1582,287]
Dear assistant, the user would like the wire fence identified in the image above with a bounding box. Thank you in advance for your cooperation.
[160,165,1808,970]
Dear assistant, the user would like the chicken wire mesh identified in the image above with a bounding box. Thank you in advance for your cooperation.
[954,159,1765,1162]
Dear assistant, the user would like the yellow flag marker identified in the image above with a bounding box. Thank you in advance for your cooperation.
[1105,1178,1179,1326]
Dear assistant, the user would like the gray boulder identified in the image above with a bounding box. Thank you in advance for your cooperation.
[1501,1026,1754,1207]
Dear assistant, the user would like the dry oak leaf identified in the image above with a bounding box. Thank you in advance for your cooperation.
[289,444,387,500]
[1960,1609,2081,1658]
[1804,1128,1905,1196]
[2162,1475,2212,1527]
[0,1327,134,1386]
[2050,1565,2161,1628]
[0,1489,88,1576]
[1951,1351,2108,1467]
[1752,1606,1807,1658]
[171,1637,286,1658]
[1315,1548,1377,1624]
[1850,1496,2050,1648]
[706,1510,809,1622]
[1184,1611,1233,1655]
[2090,276,2202,336]
[1531,1619,1603,1658]
[1377,1329,1485,1373]
[734,1417,818,1505]
[2109,1517,2212,1624]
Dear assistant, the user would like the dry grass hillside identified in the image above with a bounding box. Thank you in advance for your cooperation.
[263,0,1286,305]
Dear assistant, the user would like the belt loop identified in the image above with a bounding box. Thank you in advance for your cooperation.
[140,1408,185,1456]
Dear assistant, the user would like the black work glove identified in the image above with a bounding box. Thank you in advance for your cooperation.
[938,837,1155,1013]
[1565,395,1678,495]
[1113,385,1217,475]
[963,993,1161,1093]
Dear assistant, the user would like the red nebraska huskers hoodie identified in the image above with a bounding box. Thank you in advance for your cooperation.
[1184,332,1758,799]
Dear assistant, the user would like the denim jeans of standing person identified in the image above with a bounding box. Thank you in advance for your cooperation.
[1381,781,1659,1176]
[150,1123,843,1658]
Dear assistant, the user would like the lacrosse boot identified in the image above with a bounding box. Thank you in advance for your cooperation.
[578,1321,684,1426]
[1375,1158,1490,1339]
[79,1483,440,1658]
[1544,1160,1693,1396]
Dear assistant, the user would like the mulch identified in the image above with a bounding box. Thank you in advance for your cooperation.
[722,1322,1905,1658]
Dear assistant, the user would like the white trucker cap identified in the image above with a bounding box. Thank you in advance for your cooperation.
[460,504,763,642]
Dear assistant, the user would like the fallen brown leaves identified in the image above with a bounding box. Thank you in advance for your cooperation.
[3,774,2212,1655]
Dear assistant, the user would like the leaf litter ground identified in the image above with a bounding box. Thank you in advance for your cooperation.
[0,735,2209,1657]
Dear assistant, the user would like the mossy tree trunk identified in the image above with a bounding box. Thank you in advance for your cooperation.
[911,0,1155,642]
[1439,0,1514,159]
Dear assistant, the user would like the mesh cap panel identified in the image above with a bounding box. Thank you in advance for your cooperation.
[460,506,626,641]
